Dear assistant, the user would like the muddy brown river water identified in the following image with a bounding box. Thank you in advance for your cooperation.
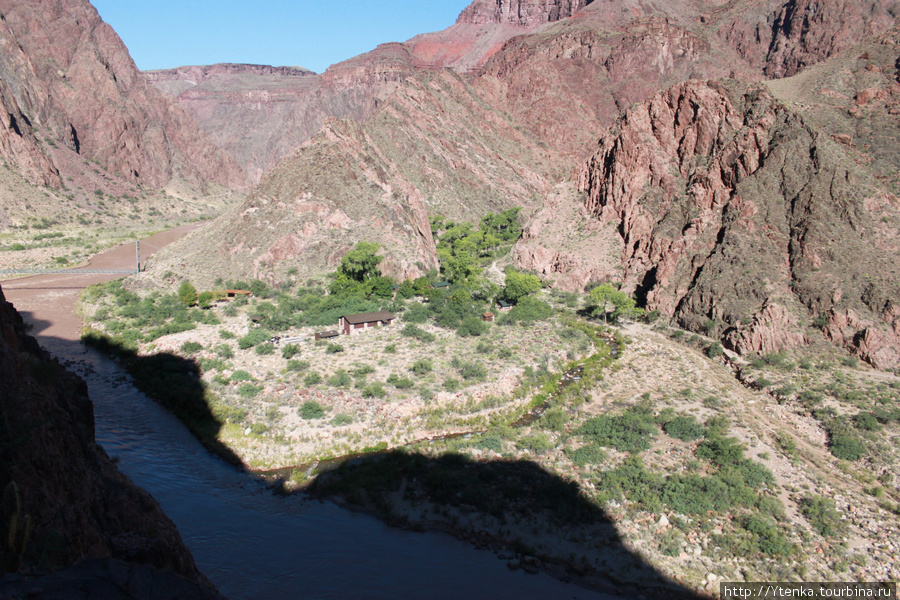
[2,226,613,600]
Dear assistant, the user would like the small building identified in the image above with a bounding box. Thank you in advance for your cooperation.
[482,312,494,322]
[314,330,339,341]
[338,311,396,335]
[497,300,514,311]
[431,281,451,289]
[225,289,252,298]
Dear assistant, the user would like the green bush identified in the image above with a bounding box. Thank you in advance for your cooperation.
[400,324,435,343]
[328,370,352,388]
[281,343,301,359]
[829,435,866,460]
[326,342,344,354]
[707,343,724,358]
[567,443,608,467]
[800,495,845,537]
[255,342,275,355]
[663,415,706,441]
[303,372,323,386]
[443,378,461,392]
[362,382,386,399]
[219,329,236,339]
[410,359,433,375]
[540,407,568,431]
[177,281,197,307]
[458,361,487,381]
[180,341,203,354]
[238,383,263,398]
[516,433,553,454]
[402,302,431,323]
[854,412,881,431]
[457,316,489,337]
[230,370,253,382]
[214,344,234,359]
[386,374,414,389]
[576,407,658,453]
[285,359,310,372]
[330,413,354,426]
[238,329,272,349]
[696,436,746,465]
[299,401,326,420]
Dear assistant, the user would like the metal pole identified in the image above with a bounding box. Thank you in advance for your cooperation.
[136,240,140,273]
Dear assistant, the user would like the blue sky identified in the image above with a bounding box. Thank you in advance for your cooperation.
[91,1,472,74]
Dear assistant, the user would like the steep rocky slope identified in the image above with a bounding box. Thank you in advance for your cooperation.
[0,0,245,191]
[525,34,900,368]
[0,285,218,596]
[146,45,434,184]
[153,70,556,285]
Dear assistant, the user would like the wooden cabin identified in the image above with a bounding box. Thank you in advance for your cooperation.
[482,312,495,322]
[314,330,339,341]
[338,311,396,336]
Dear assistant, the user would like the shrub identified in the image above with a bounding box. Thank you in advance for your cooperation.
[285,359,310,372]
[303,372,323,386]
[386,374,414,389]
[800,495,845,537]
[331,413,354,426]
[219,329,236,339]
[400,324,435,343]
[298,401,326,420]
[214,344,234,359]
[180,341,203,354]
[230,370,253,382]
[854,412,881,431]
[383,344,397,353]
[197,291,214,309]
[541,407,569,431]
[255,342,275,355]
[458,361,487,381]
[503,296,552,324]
[696,436,745,465]
[328,370,352,388]
[576,407,658,453]
[829,435,866,460]
[281,343,301,359]
[517,433,553,454]
[238,383,263,398]
[707,343,724,358]
[177,281,197,307]
[443,378,461,392]
[410,359,433,375]
[457,316,489,337]
[663,415,706,441]
[402,302,431,323]
[567,443,607,467]
[362,382,386,399]
[326,342,344,354]
[238,329,272,349]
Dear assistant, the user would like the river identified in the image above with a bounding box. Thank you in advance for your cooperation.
[2,227,612,600]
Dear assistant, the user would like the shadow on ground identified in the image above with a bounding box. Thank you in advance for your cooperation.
[303,450,703,599]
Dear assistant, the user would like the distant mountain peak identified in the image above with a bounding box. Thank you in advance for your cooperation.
[457,0,592,26]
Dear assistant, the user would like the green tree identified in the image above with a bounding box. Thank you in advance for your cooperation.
[339,242,383,282]
[177,281,197,307]
[503,269,541,302]
[588,284,642,322]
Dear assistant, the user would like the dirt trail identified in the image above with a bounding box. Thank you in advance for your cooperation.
[1,223,200,342]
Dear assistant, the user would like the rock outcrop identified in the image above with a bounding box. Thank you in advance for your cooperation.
[0,285,214,588]
[146,45,434,183]
[0,0,245,191]
[457,0,592,27]
[560,64,900,364]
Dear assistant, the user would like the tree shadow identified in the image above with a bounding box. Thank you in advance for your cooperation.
[79,332,243,467]
[13,310,52,336]
[303,450,703,599]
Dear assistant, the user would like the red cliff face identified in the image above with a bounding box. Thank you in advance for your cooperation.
[0,0,245,190]
[557,69,900,366]
[457,0,592,26]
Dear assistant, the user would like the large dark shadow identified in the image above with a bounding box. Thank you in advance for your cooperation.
[79,332,243,467]
[304,450,703,599]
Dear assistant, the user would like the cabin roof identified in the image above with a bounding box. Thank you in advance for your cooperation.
[342,311,396,324]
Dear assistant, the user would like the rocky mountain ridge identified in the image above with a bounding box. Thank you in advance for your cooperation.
[0,0,245,192]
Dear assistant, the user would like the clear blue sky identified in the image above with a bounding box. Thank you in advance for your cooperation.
[91,1,472,74]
